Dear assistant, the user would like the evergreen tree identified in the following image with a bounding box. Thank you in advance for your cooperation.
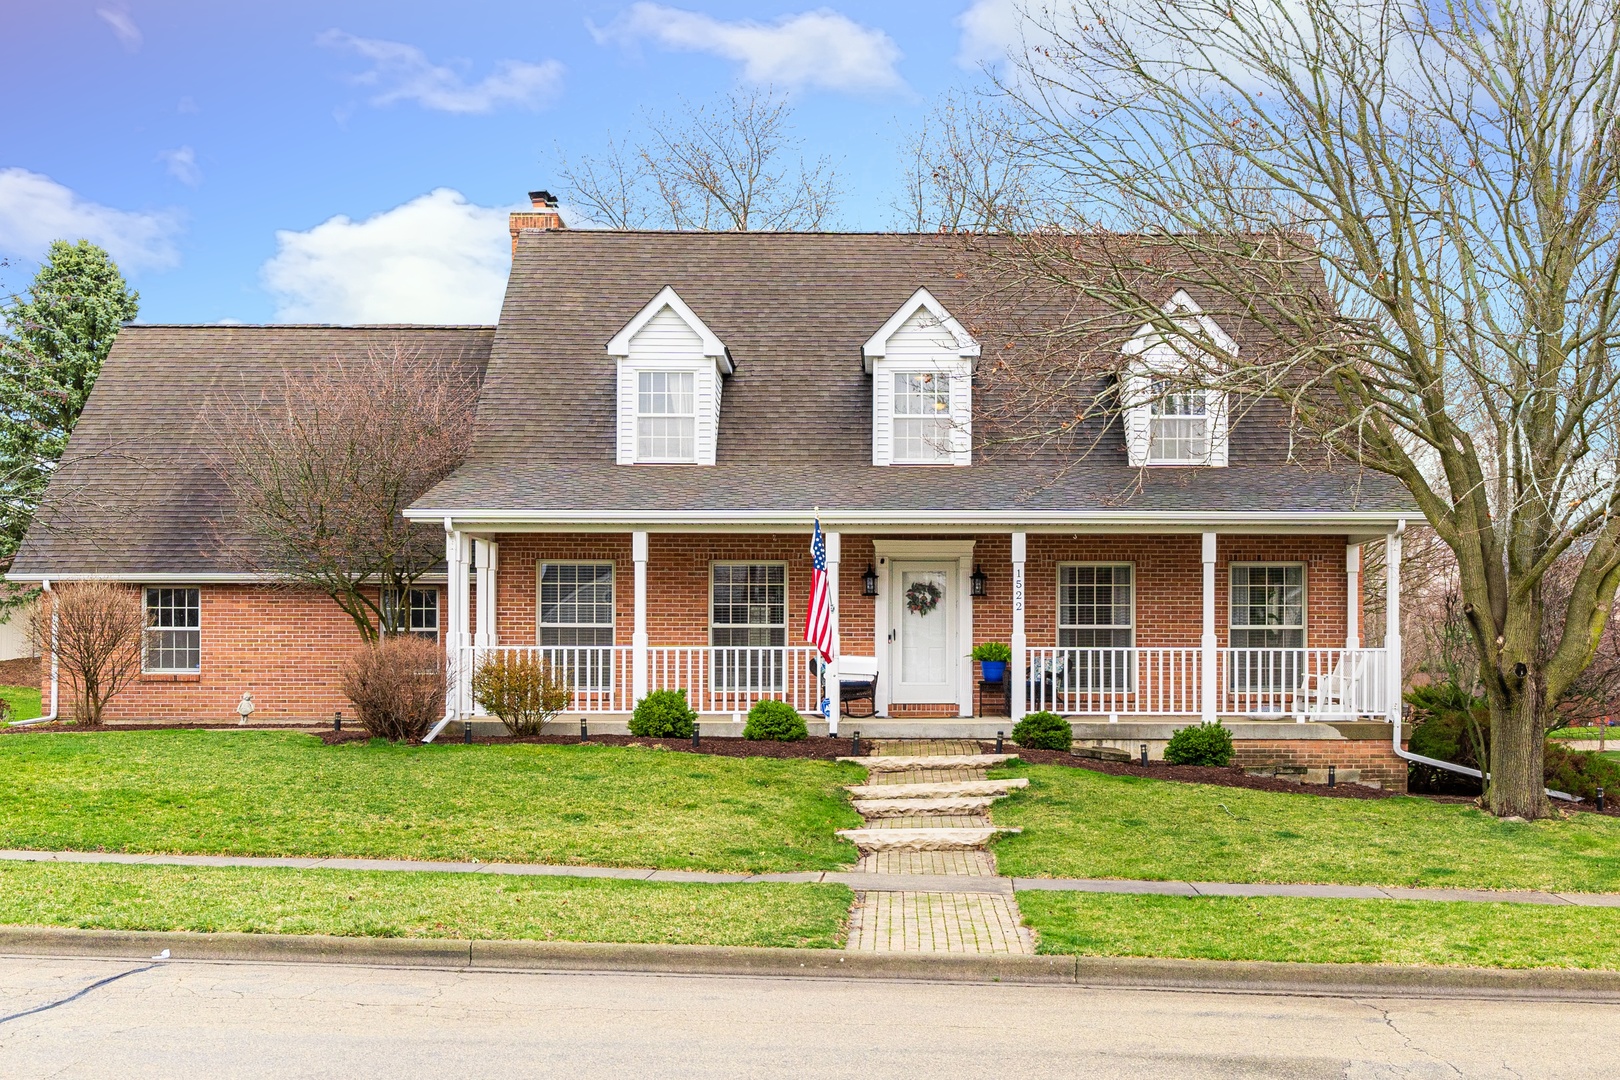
[0,240,139,566]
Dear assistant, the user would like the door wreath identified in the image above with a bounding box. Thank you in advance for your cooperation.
[905,579,943,616]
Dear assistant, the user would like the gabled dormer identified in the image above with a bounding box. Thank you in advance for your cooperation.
[863,288,979,466]
[608,286,731,465]
[1120,290,1237,467]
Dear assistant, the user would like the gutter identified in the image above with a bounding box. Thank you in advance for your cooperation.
[9,579,58,728]
[405,507,1416,530]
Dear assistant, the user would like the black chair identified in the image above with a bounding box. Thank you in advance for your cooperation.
[810,656,879,718]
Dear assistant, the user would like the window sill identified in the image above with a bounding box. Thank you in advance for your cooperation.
[140,672,202,683]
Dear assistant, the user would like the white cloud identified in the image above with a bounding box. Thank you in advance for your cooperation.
[957,0,1056,73]
[159,146,201,187]
[261,189,514,324]
[317,31,564,114]
[592,4,905,94]
[0,168,180,270]
[96,4,142,52]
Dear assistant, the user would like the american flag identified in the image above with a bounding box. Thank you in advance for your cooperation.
[804,519,834,662]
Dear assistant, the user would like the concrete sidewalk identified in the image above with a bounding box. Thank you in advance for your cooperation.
[5,848,1617,906]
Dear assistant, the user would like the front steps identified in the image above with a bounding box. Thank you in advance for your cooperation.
[835,749,1021,855]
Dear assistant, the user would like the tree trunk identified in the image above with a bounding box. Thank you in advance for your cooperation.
[1488,682,1549,819]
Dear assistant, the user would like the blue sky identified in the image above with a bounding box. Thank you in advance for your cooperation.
[0,1,1022,325]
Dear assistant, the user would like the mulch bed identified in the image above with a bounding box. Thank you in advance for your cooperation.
[313,730,859,759]
[997,744,1403,800]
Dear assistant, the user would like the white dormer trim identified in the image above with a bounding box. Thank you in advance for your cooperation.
[1121,290,1236,468]
[862,287,979,374]
[609,287,729,465]
[607,285,732,374]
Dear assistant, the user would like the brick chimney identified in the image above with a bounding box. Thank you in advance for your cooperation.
[510,190,564,253]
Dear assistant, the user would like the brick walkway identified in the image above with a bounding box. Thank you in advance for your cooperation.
[842,741,1035,956]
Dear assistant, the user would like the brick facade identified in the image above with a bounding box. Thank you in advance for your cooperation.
[65,531,1364,724]
[1232,738,1410,791]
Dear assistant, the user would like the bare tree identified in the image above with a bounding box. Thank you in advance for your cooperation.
[27,581,143,726]
[948,0,1620,818]
[896,90,1032,233]
[560,87,840,231]
[206,344,480,642]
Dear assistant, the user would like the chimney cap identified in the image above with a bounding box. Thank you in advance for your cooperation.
[528,190,558,208]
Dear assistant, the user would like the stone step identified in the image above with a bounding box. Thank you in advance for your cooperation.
[840,754,1016,772]
[836,826,1022,852]
[852,796,1001,817]
[844,778,1029,800]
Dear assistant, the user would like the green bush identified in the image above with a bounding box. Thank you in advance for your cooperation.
[1541,742,1620,802]
[971,641,1012,663]
[1164,722,1235,766]
[1012,711,1073,751]
[743,700,808,741]
[1406,683,1490,769]
[629,689,697,738]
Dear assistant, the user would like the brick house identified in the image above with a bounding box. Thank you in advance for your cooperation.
[10,198,1418,785]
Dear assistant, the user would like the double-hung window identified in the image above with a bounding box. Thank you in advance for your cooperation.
[539,563,615,690]
[1228,564,1306,695]
[1147,379,1209,464]
[144,587,200,673]
[1058,564,1133,689]
[636,371,696,463]
[710,563,786,691]
[891,372,953,463]
[382,588,439,641]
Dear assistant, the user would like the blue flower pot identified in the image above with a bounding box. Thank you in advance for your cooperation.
[980,660,1007,683]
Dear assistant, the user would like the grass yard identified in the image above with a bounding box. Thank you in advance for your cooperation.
[989,762,1620,891]
[1020,892,1620,969]
[0,684,40,723]
[0,731,863,873]
[0,861,851,947]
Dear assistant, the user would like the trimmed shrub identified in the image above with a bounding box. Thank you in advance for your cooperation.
[341,636,449,742]
[971,641,1012,663]
[1544,742,1620,802]
[1164,721,1234,766]
[630,688,697,738]
[744,699,808,741]
[471,653,573,736]
[1013,710,1073,751]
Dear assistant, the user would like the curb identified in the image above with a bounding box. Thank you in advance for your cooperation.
[3,926,1620,999]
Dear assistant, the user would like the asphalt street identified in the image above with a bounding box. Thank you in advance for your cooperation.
[0,955,1597,1078]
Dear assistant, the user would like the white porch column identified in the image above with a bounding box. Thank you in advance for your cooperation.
[444,524,465,719]
[632,531,649,704]
[1385,524,1404,725]
[473,539,498,647]
[1011,532,1027,722]
[1345,543,1362,650]
[447,528,473,717]
[825,531,841,734]
[1201,531,1218,726]
[958,551,975,718]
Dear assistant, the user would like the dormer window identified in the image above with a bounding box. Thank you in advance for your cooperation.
[609,286,730,465]
[864,288,979,467]
[1122,290,1235,468]
[636,371,696,462]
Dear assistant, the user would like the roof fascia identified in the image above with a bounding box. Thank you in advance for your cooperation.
[1122,288,1240,359]
[862,287,980,373]
[606,285,732,374]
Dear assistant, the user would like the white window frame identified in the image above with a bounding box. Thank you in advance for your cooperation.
[1057,562,1135,691]
[635,370,697,464]
[1228,562,1308,648]
[890,369,957,464]
[382,587,440,642]
[537,561,616,693]
[143,586,200,674]
[1227,562,1308,696]
[864,288,978,468]
[709,561,789,692]
[1147,379,1211,465]
[1122,290,1235,468]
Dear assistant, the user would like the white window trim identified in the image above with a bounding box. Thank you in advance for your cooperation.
[1121,290,1235,467]
[708,560,790,646]
[1227,561,1309,646]
[142,585,201,674]
[609,287,728,466]
[1056,562,1137,648]
[536,561,617,646]
[634,370,698,464]
[382,586,440,642]
[873,359,973,466]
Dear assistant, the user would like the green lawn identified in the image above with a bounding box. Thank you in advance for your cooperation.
[0,731,863,873]
[0,684,40,723]
[0,861,851,947]
[1021,892,1620,969]
[989,762,1620,890]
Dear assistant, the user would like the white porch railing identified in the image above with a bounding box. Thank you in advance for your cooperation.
[1022,646,1389,719]
[648,646,821,714]
[1026,648,1202,715]
[1217,647,1388,718]
[460,645,820,715]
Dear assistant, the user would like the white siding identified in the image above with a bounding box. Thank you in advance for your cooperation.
[884,307,960,356]
[632,305,706,359]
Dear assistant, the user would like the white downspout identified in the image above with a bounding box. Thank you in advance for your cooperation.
[11,578,59,727]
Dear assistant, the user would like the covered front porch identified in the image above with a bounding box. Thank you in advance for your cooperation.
[435,522,1408,736]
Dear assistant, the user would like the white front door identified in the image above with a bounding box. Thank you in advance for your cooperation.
[889,561,958,704]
